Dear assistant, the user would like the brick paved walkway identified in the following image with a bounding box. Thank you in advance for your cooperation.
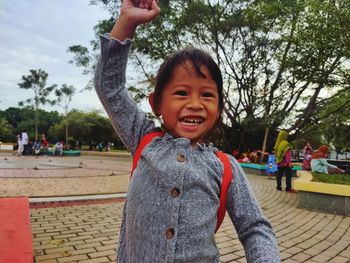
[1,153,349,262]
[30,175,350,263]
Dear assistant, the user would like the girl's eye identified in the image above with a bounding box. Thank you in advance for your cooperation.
[174,90,187,96]
[202,92,215,98]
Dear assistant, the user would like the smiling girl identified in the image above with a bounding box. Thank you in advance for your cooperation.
[94,0,280,262]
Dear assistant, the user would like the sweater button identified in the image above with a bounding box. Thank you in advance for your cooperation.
[165,228,175,239]
[171,187,180,197]
[176,154,186,162]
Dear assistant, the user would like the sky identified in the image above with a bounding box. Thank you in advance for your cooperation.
[0,0,112,114]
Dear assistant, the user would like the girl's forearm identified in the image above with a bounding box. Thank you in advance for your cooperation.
[111,16,137,41]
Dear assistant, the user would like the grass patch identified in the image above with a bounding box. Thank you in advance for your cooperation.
[312,172,350,185]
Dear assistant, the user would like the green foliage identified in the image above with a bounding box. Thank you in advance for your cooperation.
[315,88,350,152]
[49,110,124,149]
[67,45,93,74]
[312,172,350,186]
[18,69,57,140]
[0,107,62,142]
[0,117,13,141]
[70,0,350,152]
[55,84,76,114]
[55,84,77,144]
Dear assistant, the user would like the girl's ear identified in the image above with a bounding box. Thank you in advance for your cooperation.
[148,92,159,116]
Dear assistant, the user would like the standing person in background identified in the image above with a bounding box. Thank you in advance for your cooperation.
[311,145,345,174]
[302,142,313,170]
[16,134,24,156]
[274,130,297,193]
[21,130,29,155]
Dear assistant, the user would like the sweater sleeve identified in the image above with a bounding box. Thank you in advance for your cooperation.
[94,34,156,154]
[226,157,280,262]
[321,159,338,170]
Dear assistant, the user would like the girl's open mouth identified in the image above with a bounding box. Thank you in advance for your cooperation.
[179,117,204,127]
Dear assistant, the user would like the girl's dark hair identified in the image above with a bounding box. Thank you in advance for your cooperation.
[153,47,224,118]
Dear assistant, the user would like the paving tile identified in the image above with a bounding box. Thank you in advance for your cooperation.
[0,153,344,263]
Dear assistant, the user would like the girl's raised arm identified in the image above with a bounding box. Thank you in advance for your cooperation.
[94,0,160,154]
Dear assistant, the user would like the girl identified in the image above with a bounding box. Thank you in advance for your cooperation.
[94,0,279,262]
[311,145,345,174]
[259,150,278,179]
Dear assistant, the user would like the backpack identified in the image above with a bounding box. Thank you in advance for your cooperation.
[130,131,233,233]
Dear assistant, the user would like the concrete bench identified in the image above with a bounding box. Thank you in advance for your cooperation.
[240,162,302,176]
[294,171,350,215]
[0,197,33,263]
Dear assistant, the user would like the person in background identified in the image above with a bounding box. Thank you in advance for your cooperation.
[274,130,297,193]
[21,130,29,155]
[98,142,104,151]
[41,134,49,154]
[232,149,240,159]
[259,150,278,180]
[32,140,41,155]
[311,145,345,174]
[75,140,81,150]
[16,134,24,156]
[52,141,64,156]
[302,142,313,170]
[106,141,111,152]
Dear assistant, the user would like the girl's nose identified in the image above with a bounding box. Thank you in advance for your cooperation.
[186,96,204,110]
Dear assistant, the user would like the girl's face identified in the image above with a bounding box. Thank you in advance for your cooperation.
[155,62,220,145]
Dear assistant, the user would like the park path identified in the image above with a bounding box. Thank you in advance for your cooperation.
[1,153,349,262]
[30,175,350,263]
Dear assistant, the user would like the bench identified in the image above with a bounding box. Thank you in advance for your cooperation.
[0,197,33,263]
[240,162,302,176]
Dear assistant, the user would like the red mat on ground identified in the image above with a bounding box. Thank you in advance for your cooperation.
[0,197,33,263]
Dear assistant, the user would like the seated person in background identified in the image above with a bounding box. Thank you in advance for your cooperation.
[232,149,240,159]
[41,134,49,153]
[53,141,64,156]
[248,150,259,163]
[237,153,250,163]
[311,145,344,174]
[98,142,104,151]
[32,140,41,155]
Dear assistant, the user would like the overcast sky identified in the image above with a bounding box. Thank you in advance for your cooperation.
[0,0,112,113]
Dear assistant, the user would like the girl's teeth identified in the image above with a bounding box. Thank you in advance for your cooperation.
[184,118,202,123]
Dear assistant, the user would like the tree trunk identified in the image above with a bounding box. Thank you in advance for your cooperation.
[260,127,269,162]
[65,118,68,149]
[35,109,38,141]
[65,107,69,149]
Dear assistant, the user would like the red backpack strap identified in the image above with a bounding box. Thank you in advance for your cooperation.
[131,131,164,176]
[215,151,233,233]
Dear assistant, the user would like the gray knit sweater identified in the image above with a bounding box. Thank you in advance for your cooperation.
[94,34,280,263]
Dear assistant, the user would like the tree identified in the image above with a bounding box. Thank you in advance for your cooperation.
[18,69,56,140]
[0,117,12,142]
[49,110,124,150]
[69,0,350,152]
[318,88,350,157]
[0,107,63,142]
[55,84,76,145]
